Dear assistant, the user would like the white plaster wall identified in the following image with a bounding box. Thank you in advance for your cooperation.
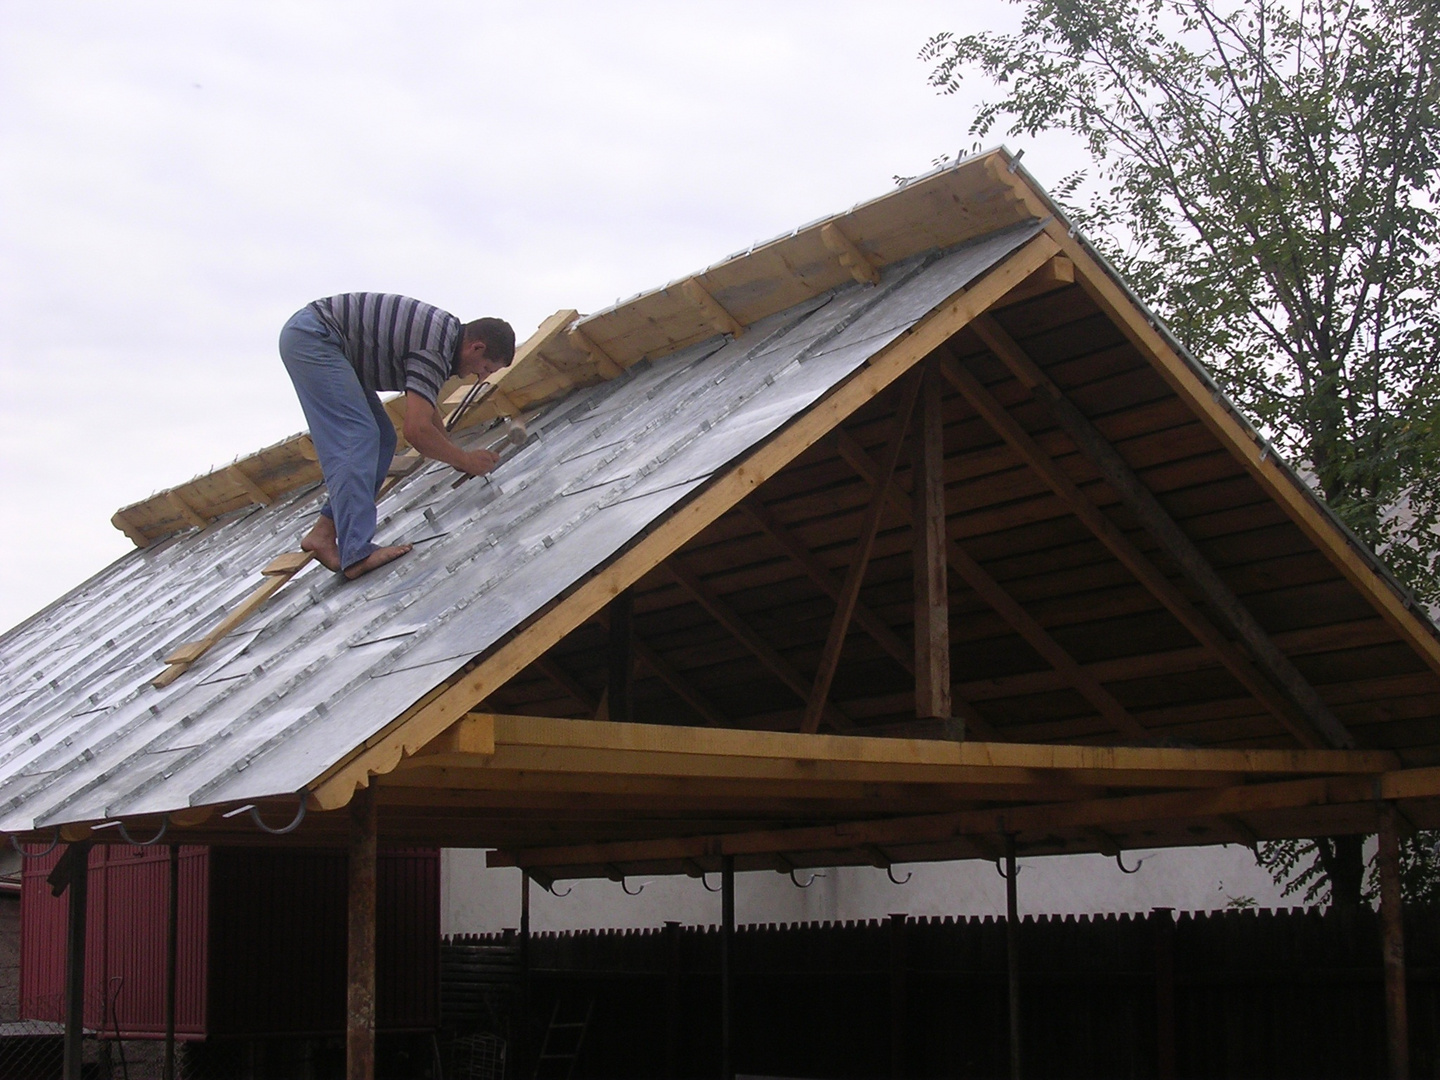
[440,844,1292,936]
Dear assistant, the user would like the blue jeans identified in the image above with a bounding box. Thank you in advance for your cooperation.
[278,307,396,570]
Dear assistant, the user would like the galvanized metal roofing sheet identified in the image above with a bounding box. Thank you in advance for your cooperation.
[0,221,1042,833]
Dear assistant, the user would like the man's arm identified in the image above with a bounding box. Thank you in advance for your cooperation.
[402,391,499,475]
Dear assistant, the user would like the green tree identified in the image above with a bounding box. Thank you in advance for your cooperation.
[922,0,1440,909]
[922,0,1440,603]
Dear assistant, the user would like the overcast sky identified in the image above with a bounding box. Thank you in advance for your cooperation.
[0,2,1082,632]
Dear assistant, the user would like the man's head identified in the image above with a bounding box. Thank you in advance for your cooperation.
[457,317,517,379]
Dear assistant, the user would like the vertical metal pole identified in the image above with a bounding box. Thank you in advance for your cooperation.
[164,843,179,1080]
[1005,835,1022,1080]
[720,855,735,1080]
[1378,807,1409,1080]
[347,787,378,1080]
[62,844,90,1080]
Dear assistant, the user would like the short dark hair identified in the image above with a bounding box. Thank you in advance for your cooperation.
[464,317,517,365]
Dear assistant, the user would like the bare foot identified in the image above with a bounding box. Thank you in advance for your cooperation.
[343,543,412,580]
[301,516,341,572]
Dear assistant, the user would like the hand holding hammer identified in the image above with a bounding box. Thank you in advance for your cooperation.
[451,418,529,489]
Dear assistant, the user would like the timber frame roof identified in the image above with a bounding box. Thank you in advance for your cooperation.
[5,148,1440,881]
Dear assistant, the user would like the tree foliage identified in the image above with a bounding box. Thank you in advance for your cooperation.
[1259,832,1440,909]
[922,0,1440,603]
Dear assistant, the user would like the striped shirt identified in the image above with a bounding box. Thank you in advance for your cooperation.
[309,293,461,405]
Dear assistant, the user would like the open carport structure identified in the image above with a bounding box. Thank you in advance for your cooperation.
[4,149,1440,1078]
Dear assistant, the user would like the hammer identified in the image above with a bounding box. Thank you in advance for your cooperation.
[451,418,529,489]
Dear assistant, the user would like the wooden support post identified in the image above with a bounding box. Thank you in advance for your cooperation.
[959,321,1354,750]
[346,787,378,1080]
[804,372,923,733]
[720,854,735,1080]
[59,842,92,1080]
[888,913,908,1079]
[1378,804,1409,1080]
[665,920,683,1080]
[164,844,180,1080]
[913,364,951,720]
[834,429,1148,741]
[1153,907,1176,1080]
[1004,835,1022,1080]
[608,591,634,724]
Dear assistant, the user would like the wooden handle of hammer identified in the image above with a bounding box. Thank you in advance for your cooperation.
[451,419,528,489]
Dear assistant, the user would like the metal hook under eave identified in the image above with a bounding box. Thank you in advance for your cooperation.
[248,791,308,836]
[9,828,61,858]
[995,858,1010,880]
[621,877,645,896]
[115,816,169,846]
[700,872,723,893]
[789,868,817,889]
[886,865,913,886]
[1116,851,1142,875]
[544,880,573,898]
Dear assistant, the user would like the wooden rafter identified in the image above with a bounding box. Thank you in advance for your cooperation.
[803,372,923,733]
[227,463,272,506]
[938,345,1348,750]
[963,316,1355,750]
[681,277,746,338]
[739,499,913,675]
[833,430,1151,741]
[567,324,625,379]
[666,559,854,732]
[591,608,728,726]
[535,655,599,714]
[912,362,951,721]
[607,591,634,724]
[820,222,881,286]
[306,233,1062,809]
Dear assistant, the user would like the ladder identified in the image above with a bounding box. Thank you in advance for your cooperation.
[532,996,593,1080]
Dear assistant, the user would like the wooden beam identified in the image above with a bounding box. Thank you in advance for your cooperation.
[681,277,746,338]
[608,591,634,724]
[912,363,951,721]
[940,341,1349,751]
[168,490,209,530]
[153,571,294,687]
[492,768,1417,872]
[535,655,600,714]
[834,430,1150,741]
[741,499,913,674]
[227,463,272,506]
[667,559,854,732]
[111,510,150,548]
[995,255,1074,307]
[592,609,727,725]
[347,786,377,1080]
[964,317,1355,750]
[804,372,923,733]
[821,222,881,286]
[307,233,1063,809]
[567,324,625,379]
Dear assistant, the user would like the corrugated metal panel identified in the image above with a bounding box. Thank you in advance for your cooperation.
[21,846,431,1037]
[0,221,1043,832]
[20,846,207,1036]
[377,848,439,1030]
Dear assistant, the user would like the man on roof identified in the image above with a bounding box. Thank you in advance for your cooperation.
[279,293,516,580]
